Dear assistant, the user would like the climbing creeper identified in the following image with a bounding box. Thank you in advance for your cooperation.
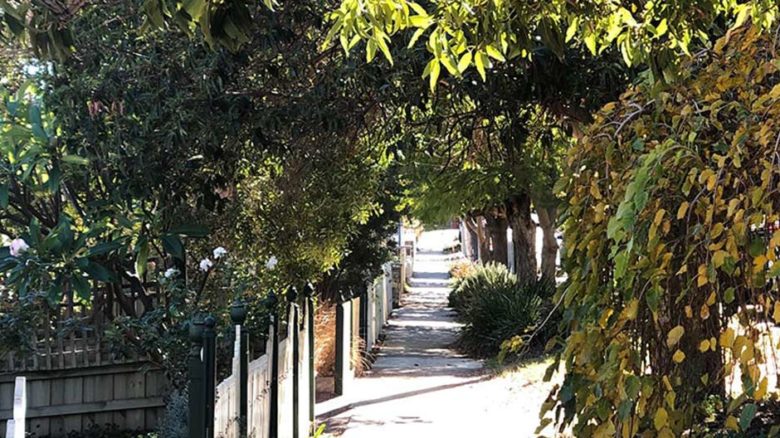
[544,23,780,437]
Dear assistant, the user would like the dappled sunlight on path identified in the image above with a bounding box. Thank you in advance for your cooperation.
[316,230,561,437]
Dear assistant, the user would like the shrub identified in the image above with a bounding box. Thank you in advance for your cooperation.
[448,262,514,312]
[451,263,554,357]
[155,389,189,438]
[449,259,476,282]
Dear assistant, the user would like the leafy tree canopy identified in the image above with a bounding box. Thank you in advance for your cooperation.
[325,0,778,85]
[0,0,405,309]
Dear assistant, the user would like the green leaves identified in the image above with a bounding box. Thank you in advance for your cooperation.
[423,59,440,92]
[326,0,780,87]
[162,234,185,260]
[168,224,209,238]
[739,403,757,431]
[135,237,150,278]
[474,51,488,81]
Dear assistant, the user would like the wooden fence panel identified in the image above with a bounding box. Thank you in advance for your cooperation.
[296,304,310,437]
[0,364,167,437]
[247,352,270,438]
[214,375,237,438]
[277,310,295,438]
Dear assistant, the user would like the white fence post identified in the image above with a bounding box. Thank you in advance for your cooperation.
[12,376,26,438]
[233,324,242,437]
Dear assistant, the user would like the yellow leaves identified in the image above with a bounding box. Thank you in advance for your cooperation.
[662,375,673,391]
[710,223,724,239]
[599,308,614,329]
[665,390,676,409]
[708,239,725,252]
[552,24,780,435]
[653,209,666,225]
[677,201,689,219]
[712,250,729,268]
[755,376,768,400]
[700,303,711,320]
[725,415,739,431]
[667,325,685,348]
[753,254,768,273]
[593,420,616,438]
[654,407,668,431]
[707,174,717,191]
[697,264,708,287]
[620,421,638,438]
[590,181,603,200]
[770,230,780,249]
[720,327,736,349]
[623,299,639,320]
[773,301,780,324]
[699,168,716,190]
[741,343,756,364]
[593,202,607,224]
[769,83,780,99]
[727,198,741,217]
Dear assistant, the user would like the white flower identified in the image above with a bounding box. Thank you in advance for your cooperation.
[199,258,214,272]
[8,238,29,257]
[265,256,278,270]
[213,246,228,259]
[164,268,179,279]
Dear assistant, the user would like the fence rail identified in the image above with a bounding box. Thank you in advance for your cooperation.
[0,364,167,438]
[192,259,405,438]
[2,253,410,438]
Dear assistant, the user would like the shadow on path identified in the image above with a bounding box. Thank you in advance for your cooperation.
[317,239,489,437]
[318,375,492,420]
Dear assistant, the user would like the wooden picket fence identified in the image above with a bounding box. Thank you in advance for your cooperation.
[0,283,168,438]
[2,258,406,438]
[3,377,24,438]
[195,261,402,438]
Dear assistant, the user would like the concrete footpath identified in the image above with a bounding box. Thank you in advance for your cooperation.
[315,230,565,437]
[317,243,488,437]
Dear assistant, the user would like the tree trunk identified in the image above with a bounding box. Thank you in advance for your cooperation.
[463,216,480,261]
[507,194,537,282]
[485,212,508,266]
[474,215,492,263]
[536,205,559,282]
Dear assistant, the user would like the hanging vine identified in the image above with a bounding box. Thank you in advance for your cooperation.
[546,23,780,436]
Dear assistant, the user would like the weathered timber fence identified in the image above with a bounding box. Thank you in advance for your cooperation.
[0,281,168,438]
[2,254,408,438]
[0,364,167,438]
[2,377,24,438]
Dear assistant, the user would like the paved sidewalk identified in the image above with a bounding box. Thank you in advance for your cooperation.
[316,230,561,437]
[318,248,488,437]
